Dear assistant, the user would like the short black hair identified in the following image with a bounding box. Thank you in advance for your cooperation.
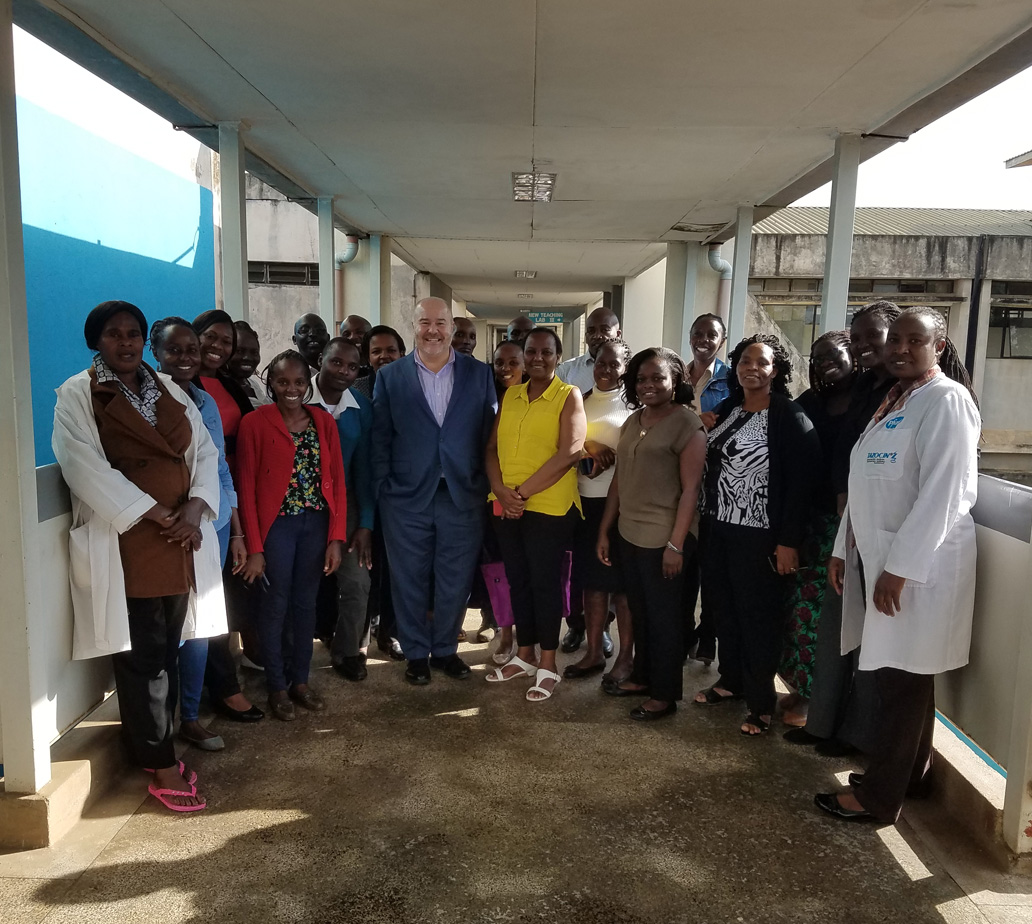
[525,327,563,358]
[690,312,727,337]
[621,347,693,409]
[84,300,148,351]
[362,325,407,361]
[726,334,793,404]
[263,349,314,402]
[322,336,360,358]
[149,316,196,354]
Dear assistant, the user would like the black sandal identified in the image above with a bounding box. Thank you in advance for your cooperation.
[740,713,770,736]
[693,686,742,706]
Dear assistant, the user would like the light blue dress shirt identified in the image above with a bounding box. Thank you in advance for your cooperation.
[414,348,456,426]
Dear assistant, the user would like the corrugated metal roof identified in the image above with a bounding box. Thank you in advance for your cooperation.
[753,207,1032,237]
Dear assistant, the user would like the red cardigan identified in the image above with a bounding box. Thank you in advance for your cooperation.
[236,403,348,555]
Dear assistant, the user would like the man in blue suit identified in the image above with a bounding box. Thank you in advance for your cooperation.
[372,297,498,684]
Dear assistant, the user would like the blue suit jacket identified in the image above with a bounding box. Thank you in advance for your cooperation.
[371,351,497,512]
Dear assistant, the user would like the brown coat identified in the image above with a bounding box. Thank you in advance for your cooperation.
[90,367,195,598]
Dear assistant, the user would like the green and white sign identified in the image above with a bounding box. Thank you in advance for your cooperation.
[525,312,565,324]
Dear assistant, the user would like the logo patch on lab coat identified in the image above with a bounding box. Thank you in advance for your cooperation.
[867,451,898,466]
[884,416,904,430]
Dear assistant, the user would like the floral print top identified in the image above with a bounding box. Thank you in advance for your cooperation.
[279,421,327,516]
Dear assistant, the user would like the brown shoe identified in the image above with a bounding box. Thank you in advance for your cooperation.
[268,694,295,722]
[289,687,326,711]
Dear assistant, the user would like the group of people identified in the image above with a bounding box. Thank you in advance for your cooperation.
[54,293,980,827]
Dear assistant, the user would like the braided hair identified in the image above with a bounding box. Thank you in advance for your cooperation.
[726,334,793,404]
[895,307,978,406]
[263,349,315,403]
[149,316,196,355]
[851,298,902,328]
[808,330,855,393]
[621,347,693,409]
[596,337,633,365]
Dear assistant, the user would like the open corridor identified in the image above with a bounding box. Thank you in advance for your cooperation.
[2,615,1031,924]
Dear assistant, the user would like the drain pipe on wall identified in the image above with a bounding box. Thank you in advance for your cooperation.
[708,243,732,322]
[334,235,360,323]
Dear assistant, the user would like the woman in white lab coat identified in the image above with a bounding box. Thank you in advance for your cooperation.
[815,307,980,823]
[53,301,226,813]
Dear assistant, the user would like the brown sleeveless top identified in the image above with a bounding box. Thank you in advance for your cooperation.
[91,364,196,598]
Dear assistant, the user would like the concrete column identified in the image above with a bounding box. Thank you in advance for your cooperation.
[662,242,688,352]
[367,234,392,325]
[0,2,49,793]
[970,278,993,396]
[218,122,249,322]
[819,134,861,334]
[727,206,754,347]
[317,197,335,330]
[949,279,973,357]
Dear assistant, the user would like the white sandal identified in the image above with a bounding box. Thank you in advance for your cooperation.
[526,668,562,701]
[486,655,537,683]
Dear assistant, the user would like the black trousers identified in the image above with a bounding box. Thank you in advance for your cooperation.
[494,509,579,651]
[621,538,686,702]
[854,668,935,823]
[203,634,242,701]
[703,518,786,717]
[112,593,188,768]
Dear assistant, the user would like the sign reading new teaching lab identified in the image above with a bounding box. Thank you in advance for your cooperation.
[525,312,565,324]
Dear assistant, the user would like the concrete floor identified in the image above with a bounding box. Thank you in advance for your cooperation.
[3,615,1032,924]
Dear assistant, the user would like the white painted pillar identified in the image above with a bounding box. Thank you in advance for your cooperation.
[218,122,249,322]
[367,234,391,325]
[727,206,754,348]
[662,242,688,353]
[317,197,335,330]
[0,2,49,793]
[970,277,993,397]
[819,133,861,334]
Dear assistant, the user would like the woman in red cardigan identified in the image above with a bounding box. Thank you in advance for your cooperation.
[237,350,347,720]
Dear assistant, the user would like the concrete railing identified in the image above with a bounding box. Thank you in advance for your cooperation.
[937,474,1032,854]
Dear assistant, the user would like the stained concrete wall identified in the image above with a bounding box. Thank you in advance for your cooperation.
[751,234,1032,281]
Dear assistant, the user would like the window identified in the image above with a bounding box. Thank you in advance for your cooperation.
[992,281,1032,297]
[247,262,319,286]
[988,308,1032,359]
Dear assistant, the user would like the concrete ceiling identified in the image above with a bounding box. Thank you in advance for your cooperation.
[19,1,1032,314]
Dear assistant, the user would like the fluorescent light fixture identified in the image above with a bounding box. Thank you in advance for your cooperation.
[512,172,557,202]
[514,270,537,279]
[516,293,533,299]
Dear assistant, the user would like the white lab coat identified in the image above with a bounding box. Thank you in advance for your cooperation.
[52,369,228,660]
[833,374,980,674]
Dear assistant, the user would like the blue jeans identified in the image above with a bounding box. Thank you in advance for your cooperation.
[257,509,329,693]
[179,522,230,722]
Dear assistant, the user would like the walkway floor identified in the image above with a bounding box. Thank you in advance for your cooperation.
[3,615,1032,924]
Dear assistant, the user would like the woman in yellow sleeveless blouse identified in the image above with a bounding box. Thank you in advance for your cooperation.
[486,328,586,701]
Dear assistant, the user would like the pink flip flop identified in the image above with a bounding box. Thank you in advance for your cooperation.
[143,759,197,787]
[148,781,207,813]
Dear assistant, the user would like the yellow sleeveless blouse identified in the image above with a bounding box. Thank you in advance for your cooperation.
[495,376,582,517]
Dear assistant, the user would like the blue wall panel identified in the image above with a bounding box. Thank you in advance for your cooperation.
[17,98,216,465]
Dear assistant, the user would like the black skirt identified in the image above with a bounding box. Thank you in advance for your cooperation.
[573,495,624,594]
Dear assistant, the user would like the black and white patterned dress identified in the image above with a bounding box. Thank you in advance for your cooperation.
[703,406,770,529]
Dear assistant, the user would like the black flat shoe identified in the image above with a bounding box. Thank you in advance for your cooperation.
[429,654,471,679]
[560,627,585,653]
[563,660,606,679]
[378,638,405,661]
[630,702,677,721]
[814,792,877,821]
[815,737,858,757]
[333,655,368,682]
[848,772,864,789]
[602,679,649,697]
[783,727,822,745]
[405,659,431,685]
[601,631,614,658]
[214,701,265,722]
